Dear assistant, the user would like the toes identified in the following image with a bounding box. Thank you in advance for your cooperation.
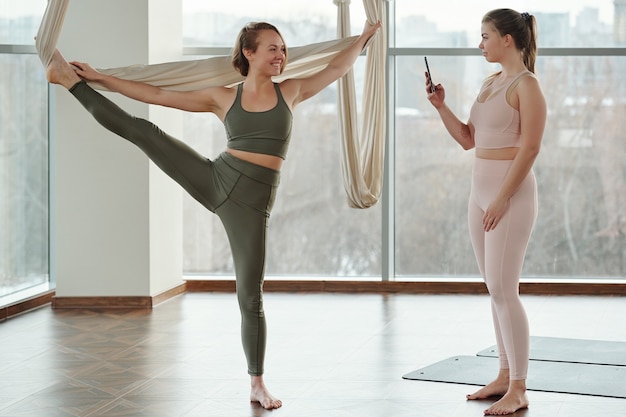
[259,398,282,409]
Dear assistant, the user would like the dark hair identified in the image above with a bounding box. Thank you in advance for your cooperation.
[482,8,538,73]
[231,22,287,76]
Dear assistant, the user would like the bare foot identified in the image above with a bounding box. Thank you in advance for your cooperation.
[46,49,81,89]
[467,380,509,400]
[484,390,529,415]
[250,376,282,410]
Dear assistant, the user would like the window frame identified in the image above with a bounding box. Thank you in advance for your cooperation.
[182,2,626,283]
[0,43,52,306]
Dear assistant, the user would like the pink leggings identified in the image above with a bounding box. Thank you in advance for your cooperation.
[468,158,537,380]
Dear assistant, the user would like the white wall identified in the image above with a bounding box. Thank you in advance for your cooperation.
[51,0,183,297]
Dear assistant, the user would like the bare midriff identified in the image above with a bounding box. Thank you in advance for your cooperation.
[226,148,283,171]
[475,147,519,160]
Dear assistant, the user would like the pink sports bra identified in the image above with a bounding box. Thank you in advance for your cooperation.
[469,71,533,149]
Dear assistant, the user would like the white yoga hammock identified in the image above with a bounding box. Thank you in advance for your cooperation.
[335,0,386,208]
[36,0,386,208]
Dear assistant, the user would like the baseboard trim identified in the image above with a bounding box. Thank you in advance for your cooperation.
[185,280,491,294]
[51,282,187,310]
[4,279,624,319]
[520,281,626,295]
[186,279,626,296]
[52,295,153,309]
[153,282,187,305]
[0,290,55,321]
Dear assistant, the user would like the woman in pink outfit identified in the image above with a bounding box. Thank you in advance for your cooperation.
[425,8,547,416]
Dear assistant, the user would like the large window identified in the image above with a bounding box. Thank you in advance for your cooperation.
[182,0,625,280]
[393,0,626,279]
[0,0,49,302]
[182,1,378,278]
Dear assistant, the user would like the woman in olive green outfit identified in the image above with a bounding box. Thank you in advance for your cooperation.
[45,20,381,409]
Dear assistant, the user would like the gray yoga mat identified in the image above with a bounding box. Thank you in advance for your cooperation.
[477,336,626,366]
[402,355,626,398]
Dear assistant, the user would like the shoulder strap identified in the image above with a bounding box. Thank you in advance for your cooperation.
[506,71,534,103]
[273,82,287,106]
[233,82,244,107]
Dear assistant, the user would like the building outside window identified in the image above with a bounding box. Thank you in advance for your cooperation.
[0,0,49,303]
[182,0,626,281]
[1,1,624,307]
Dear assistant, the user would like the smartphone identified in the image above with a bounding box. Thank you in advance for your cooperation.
[424,56,435,93]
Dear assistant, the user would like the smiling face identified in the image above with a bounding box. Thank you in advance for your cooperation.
[244,29,287,77]
[478,22,506,63]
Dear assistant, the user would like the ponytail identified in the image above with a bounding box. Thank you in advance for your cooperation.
[483,9,538,73]
[523,14,538,73]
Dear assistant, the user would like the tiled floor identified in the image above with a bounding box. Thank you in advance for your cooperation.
[0,292,625,416]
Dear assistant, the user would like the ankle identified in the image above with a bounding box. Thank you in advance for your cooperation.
[250,375,265,388]
[495,369,511,383]
[509,379,527,392]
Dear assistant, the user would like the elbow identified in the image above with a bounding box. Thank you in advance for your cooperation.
[332,65,351,80]
[516,143,541,163]
[524,143,541,158]
[529,148,540,160]
[148,89,169,106]
[460,130,475,150]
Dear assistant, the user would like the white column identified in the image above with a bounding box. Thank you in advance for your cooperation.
[50,0,183,301]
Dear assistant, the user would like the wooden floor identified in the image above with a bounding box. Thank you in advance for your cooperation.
[0,292,624,417]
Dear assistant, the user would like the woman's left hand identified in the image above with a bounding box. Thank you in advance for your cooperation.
[69,61,103,82]
[362,20,382,40]
[483,198,509,232]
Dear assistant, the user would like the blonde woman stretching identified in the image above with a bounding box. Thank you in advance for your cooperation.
[45,20,381,410]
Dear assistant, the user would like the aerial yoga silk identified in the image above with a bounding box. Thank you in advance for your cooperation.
[36,0,386,208]
[335,0,386,208]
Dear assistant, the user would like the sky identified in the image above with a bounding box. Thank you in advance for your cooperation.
[0,0,46,17]
[1,0,615,29]
[181,0,615,31]
[395,0,614,32]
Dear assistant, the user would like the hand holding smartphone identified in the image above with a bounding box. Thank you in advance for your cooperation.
[424,56,435,93]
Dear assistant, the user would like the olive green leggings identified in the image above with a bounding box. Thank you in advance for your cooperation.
[69,81,279,376]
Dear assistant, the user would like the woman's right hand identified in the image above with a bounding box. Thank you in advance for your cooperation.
[425,71,445,109]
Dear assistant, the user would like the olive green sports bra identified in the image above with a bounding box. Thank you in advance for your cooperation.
[224,83,293,160]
